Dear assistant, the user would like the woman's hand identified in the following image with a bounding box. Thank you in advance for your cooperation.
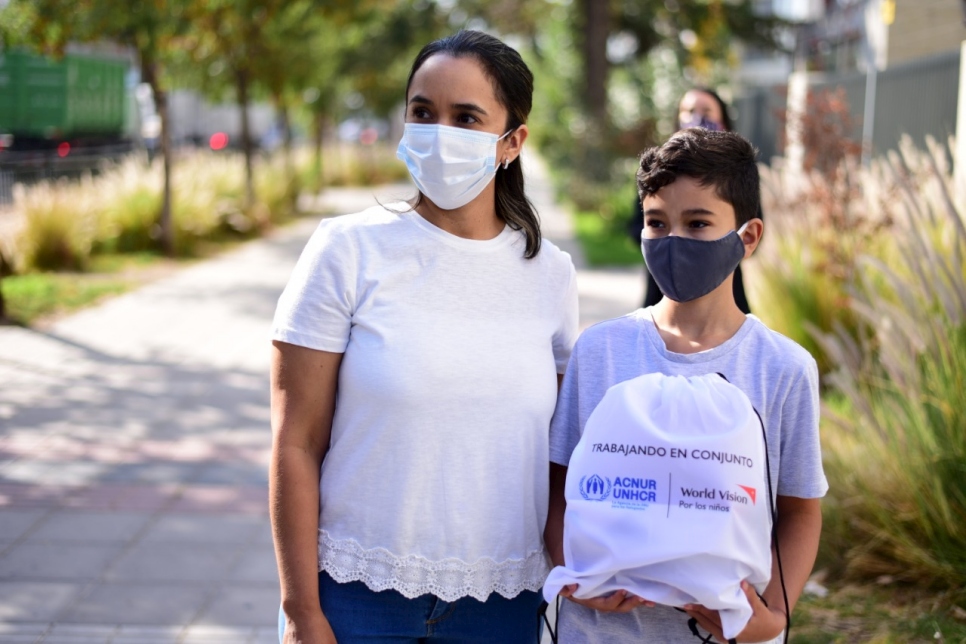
[683,581,786,643]
[282,607,338,644]
[559,584,655,613]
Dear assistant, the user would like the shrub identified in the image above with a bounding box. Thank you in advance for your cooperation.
[749,153,894,376]
[93,155,162,254]
[811,138,966,593]
[15,177,98,272]
[299,143,409,190]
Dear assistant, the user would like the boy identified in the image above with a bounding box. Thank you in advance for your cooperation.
[544,128,827,643]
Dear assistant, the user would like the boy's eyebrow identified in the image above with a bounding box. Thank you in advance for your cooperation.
[408,95,488,116]
[642,207,718,216]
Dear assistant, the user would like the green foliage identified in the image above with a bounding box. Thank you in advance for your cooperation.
[789,584,966,642]
[0,272,129,323]
[0,0,39,48]
[566,177,642,267]
[572,209,642,267]
[522,0,785,191]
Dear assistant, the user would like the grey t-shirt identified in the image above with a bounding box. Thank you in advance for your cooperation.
[548,308,828,643]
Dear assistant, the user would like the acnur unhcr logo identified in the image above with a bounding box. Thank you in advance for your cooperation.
[579,474,612,501]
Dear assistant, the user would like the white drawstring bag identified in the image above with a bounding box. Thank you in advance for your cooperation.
[544,373,775,641]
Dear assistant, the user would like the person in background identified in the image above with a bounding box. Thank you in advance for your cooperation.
[676,86,734,132]
[630,87,752,313]
[270,30,578,644]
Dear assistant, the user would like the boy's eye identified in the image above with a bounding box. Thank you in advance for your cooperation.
[645,219,665,228]
[689,220,709,228]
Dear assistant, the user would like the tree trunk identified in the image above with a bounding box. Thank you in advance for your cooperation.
[237,68,255,210]
[313,111,324,190]
[143,58,174,257]
[579,0,611,182]
[279,100,293,184]
[581,0,610,126]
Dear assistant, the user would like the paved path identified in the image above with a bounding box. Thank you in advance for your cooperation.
[0,155,641,643]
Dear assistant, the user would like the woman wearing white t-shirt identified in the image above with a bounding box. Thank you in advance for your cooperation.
[271,30,578,644]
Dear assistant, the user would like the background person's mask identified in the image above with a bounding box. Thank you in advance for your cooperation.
[396,123,512,210]
[641,222,750,303]
[678,115,723,131]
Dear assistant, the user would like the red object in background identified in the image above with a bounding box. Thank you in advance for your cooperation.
[359,127,378,146]
[57,142,71,157]
[209,132,229,150]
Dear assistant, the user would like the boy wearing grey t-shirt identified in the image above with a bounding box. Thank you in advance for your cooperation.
[544,129,827,644]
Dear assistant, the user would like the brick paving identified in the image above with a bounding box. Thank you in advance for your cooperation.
[0,154,641,643]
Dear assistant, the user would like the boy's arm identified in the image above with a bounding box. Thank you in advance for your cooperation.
[685,494,822,642]
[763,495,822,616]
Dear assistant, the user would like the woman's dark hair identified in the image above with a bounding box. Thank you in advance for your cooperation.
[637,128,760,226]
[405,30,541,259]
[677,86,734,133]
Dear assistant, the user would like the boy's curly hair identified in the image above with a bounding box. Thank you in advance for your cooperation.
[636,128,761,226]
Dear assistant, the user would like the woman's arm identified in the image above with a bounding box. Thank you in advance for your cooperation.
[544,462,568,568]
[270,340,343,644]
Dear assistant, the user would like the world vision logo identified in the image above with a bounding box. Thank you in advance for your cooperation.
[737,485,757,505]
[579,475,612,501]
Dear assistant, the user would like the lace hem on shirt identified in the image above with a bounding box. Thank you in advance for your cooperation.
[318,530,550,601]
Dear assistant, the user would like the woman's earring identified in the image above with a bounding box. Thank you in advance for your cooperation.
[502,158,510,170]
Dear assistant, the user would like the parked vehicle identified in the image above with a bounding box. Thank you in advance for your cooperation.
[0,50,130,151]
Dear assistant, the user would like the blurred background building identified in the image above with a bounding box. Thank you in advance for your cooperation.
[734,0,966,163]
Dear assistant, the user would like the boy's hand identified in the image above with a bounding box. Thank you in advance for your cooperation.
[684,581,786,643]
[559,584,655,613]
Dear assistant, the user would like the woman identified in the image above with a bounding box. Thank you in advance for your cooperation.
[270,30,578,644]
[632,87,752,313]
[676,86,733,132]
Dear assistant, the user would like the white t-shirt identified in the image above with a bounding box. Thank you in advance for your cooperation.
[548,308,827,643]
[272,204,579,601]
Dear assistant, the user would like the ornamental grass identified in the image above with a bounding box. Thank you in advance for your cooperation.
[10,148,318,273]
[751,136,966,594]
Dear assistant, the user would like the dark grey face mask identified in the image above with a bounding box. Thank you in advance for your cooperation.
[640,222,749,303]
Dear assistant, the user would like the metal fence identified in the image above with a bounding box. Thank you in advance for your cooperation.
[0,171,13,206]
[734,48,962,164]
[0,142,134,205]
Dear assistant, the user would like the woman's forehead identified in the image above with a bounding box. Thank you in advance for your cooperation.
[409,55,496,100]
[681,90,719,113]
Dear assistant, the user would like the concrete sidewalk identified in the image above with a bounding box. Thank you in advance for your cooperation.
[0,155,641,643]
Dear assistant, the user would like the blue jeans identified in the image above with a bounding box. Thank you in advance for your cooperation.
[279,570,545,643]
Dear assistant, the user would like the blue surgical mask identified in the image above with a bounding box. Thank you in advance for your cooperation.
[641,222,750,303]
[678,115,723,131]
[396,123,513,210]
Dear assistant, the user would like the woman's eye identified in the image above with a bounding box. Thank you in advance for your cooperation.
[457,113,478,124]
[411,107,431,119]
